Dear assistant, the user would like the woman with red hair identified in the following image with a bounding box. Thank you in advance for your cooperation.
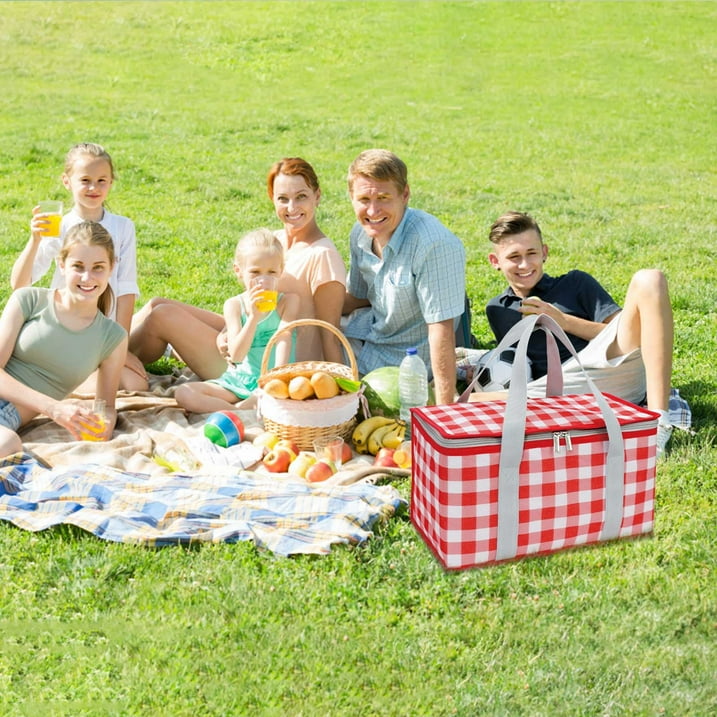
[129,158,347,378]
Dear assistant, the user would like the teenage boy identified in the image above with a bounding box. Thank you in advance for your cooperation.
[342,149,466,406]
[483,210,674,454]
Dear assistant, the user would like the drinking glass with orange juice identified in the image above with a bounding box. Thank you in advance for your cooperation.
[37,200,63,238]
[79,399,108,442]
[252,275,278,312]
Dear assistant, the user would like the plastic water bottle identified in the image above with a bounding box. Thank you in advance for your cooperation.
[399,347,428,438]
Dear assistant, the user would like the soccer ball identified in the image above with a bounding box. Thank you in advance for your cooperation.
[474,347,532,392]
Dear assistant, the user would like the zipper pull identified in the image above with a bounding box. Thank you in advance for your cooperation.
[553,431,573,454]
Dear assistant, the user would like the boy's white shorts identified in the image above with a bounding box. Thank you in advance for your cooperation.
[527,312,647,405]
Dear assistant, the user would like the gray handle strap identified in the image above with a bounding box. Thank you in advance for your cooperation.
[494,314,626,561]
[458,316,564,402]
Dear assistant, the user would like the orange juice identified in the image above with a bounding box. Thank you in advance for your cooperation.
[38,200,63,238]
[255,290,278,312]
[79,414,106,441]
[42,213,62,238]
[79,399,107,441]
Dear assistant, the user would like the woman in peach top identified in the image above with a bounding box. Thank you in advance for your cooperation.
[268,157,346,363]
[129,157,347,378]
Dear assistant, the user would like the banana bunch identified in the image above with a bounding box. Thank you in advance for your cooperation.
[352,416,406,455]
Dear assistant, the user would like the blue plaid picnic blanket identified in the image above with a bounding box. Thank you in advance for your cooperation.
[0,454,406,555]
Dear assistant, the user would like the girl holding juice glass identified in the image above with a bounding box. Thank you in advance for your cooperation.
[0,222,128,459]
[129,157,346,377]
[11,142,148,391]
[175,229,298,414]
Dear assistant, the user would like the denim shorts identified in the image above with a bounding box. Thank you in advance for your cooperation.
[0,399,22,431]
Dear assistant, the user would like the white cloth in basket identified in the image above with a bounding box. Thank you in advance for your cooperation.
[258,390,361,429]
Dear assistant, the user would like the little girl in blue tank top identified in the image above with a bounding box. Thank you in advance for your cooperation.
[175,229,299,414]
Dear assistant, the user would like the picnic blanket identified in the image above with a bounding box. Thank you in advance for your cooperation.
[0,370,407,555]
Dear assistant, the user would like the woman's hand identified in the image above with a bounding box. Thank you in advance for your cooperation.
[47,400,99,440]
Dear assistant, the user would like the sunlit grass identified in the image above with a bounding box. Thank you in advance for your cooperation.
[0,2,715,714]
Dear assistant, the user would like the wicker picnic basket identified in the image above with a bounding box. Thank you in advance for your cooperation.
[257,319,361,451]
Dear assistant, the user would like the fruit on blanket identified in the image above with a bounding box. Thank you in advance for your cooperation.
[393,442,411,469]
[338,440,353,464]
[262,446,294,473]
[264,378,289,399]
[367,421,406,455]
[367,424,395,456]
[252,431,279,454]
[203,411,245,448]
[310,371,340,399]
[275,438,300,457]
[351,416,406,455]
[288,375,314,400]
[351,415,395,454]
[288,451,318,478]
[306,458,337,483]
[382,422,406,450]
[374,447,398,468]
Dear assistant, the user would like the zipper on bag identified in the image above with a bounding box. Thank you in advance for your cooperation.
[416,419,657,452]
[553,431,573,454]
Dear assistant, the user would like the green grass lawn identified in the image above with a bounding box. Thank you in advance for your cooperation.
[0,2,715,714]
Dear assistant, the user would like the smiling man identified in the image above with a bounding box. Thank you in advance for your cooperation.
[342,149,466,406]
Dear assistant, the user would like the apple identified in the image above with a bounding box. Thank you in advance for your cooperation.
[262,446,294,473]
[275,438,299,458]
[288,451,318,478]
[253,431,279,454]
[339,441,353,464]
[374,447,398,468]
[305,459,337,483]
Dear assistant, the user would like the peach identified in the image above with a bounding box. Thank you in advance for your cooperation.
[310,371,340,399]
[288,376,314,400]
[263,378,289,399]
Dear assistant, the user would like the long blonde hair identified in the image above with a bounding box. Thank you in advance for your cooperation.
[58,222,116,316]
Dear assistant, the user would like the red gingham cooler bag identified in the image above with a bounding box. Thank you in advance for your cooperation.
[410,314,659,570]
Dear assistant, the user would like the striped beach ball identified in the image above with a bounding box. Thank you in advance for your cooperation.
[203,411,245,448]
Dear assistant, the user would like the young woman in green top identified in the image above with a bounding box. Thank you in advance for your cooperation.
[0,221,127,458]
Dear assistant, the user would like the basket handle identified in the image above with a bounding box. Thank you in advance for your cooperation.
[259,318,359,379]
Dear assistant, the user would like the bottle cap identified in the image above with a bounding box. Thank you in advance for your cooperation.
[406,347,418,355]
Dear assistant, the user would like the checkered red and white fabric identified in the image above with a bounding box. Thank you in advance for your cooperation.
[410,393,658,570]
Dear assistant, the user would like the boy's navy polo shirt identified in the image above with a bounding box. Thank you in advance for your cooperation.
[485,270,621,379]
